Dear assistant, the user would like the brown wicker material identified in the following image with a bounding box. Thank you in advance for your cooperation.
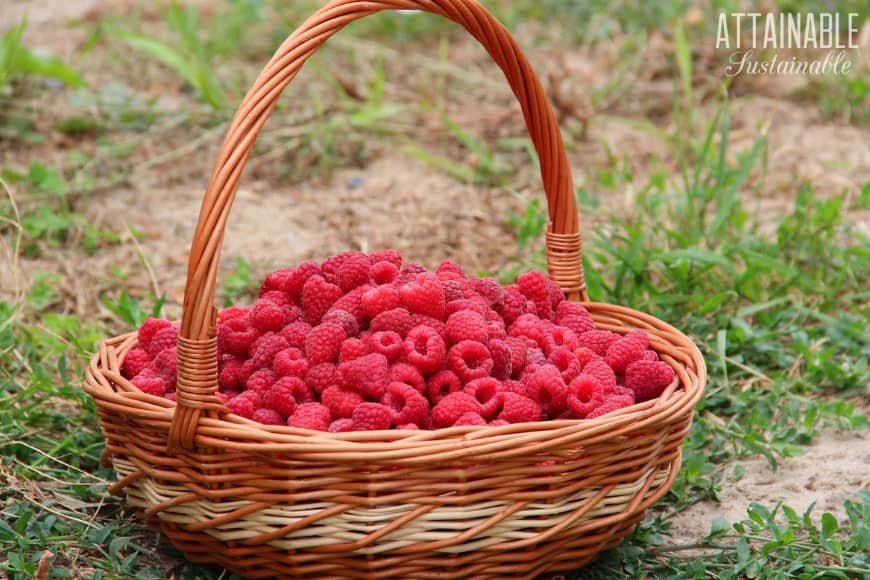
[83,1,706,578]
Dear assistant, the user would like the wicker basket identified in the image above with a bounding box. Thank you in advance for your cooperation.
[84,1,706,578]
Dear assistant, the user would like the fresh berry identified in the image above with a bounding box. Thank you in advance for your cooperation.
[573,347,601,369]
[525,365,567,417]
[382,382,429,426]
[252,408,285,425]
[604,336,646,373]
[566,374,605,418]
[505,337,530,375]
[250,333,289,369]
[305,362,337,395]
[321,385,365,419]
[131,369,168,396]
[288,402,331,430]
[463,378,503,419]
[499,289,527,327]
[370,249,403,268]
[336,253,371,292]
[436,260,466,280]
[409,314,447,339]
[280,321,312,349]
[331,284,371,324]
[301,275,342,324]
[447,340,493,383]
[351,402,392,431]
[431,392,481,427]
[542,326,580,355]
[517,270,553,319]
[446,298,488,319]
[328,418,355,433]
[137,318,172,353]
[446,310,488,345]
[273,347,309,378]
[122,348,151,379]
[643,349,659,362]
[250,299,287,332]
[305,323,347,365]
[218,317,260,358]
[322,309,360,337]
[559,314,596,336]
[338,338,369,362]
[441,279,465,302]
[582,360,617,393]
[426,370,462,404]
[399,273,446,320]
[389,362,425,393]
[259,290,294,308]
[225,394,256,419]
[262,382,298,416]
[246,368,277,394]
[468,277,504,308]
[498,392,542,423]
[371,260,399,285]
[577,330,621,357]
[547,347,581,383]
[625,360,675,402]
[586,395,634,419]
[218,306,250,324]
[488,339,512,380]
[362,285,401,318]
[509,314,546,347]
[236,390,263,409]
[366,331,404,362]
[219,356,247,390]
[404,326,447,374]
[454,412,486,426]
[370,308,413,337]
[339,353,390,400]
[502,379,528,397]
[273,375,314,404]
[145,325,178,357]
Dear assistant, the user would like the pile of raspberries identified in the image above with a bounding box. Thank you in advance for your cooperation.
[122,250,675,432]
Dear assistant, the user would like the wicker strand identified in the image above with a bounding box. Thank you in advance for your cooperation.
[546,229,587,301]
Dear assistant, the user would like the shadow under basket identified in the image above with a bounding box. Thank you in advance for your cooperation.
[83,1,706,578]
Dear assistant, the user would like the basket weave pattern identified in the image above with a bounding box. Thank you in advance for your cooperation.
[84,1,706,578]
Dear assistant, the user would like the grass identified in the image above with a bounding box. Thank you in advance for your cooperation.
[1,0,868,578]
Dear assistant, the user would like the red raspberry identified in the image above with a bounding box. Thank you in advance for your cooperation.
[577,330,621,356]
[370,307,413,337]
[547,347,581,383]
[250,298,287,332]
[431,392,481,427]
[273,348,308,378]
[404,326,447,374]
[399,273,446,320]
[137,318,172,353]
[487,319,507,341]
[502,379,528,397]
[643,350,659,362]
[246,368,277,393]
[573,347,602,369]
[487,339,512,380]
[517,270,553,319]
[301,275,342,325]
[499,288,527,327]
[145,325,178,357]
[390,362,425,393]
[322,309,360,337]
[625,360,675,402]
[436,260,466,280]
[289,262,325,297]
[505,337,530,376]
[509,314,546,347]
[305,362,337,395]
[396,422,421,430]
[365,331,403,362]
[583,360,617,393]
[274,375,314,404]
[219,356,247,390]
[371,261,399,285]
[288,402,331,431]
[498,392,542,423]
[440,279,465,302]
[447,340,493,383]
[321,251,354,280]
[322,385,365,419]
[260,268,293,295]
[468,277,504,309]
[215,391,235,404]
[305,323,347,365]
[526,348,546,366]
[446,310,488,345]
[446,298,489,319]
[331,284,372,324]
[262,383,298,416]
[151,347,177,385]
[548,281,565,313]
[542,326,580,355]
[218,317,261,358]
[362,285,401,318]
[131,369,168,396]
[237,389,263,408]
[400,262,426,276]
[559,314,596,336]
[426,370,462,404]
[586,395,634,419]
[252,408,285,425]
[239,360,256,385]
[370,249,403,268]
[614,385,636,403]
[454,412,486,426]
[339,353,390,400]
[250,333,290,369]
[163,391,177,402]
[218,306,250,324]
[555,301,591,321]
[338,338,369,362]
[122,348,151,379]
[351,402,392,431]
[525,365,567,417]
[463,378,503,419]
[624,329,650,349]
[604,336,646,373]
[328,418,354,433]
[408,314,447,341]
[566,374,605,418]
[279,321,312,349]
[336,253,371,292]
[259,290,294,308]
[382,382,429,426]
[225,394,256,419]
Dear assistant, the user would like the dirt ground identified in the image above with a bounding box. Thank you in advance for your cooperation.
[2,0,868,560]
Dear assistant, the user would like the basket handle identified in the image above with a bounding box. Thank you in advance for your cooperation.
[169,0,586,450]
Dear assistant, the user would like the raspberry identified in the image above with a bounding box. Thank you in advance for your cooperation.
[431,392,481,427]
[371,261,399,285]
[499,289,527,327]
[558,314,596,336]
[246,368,277,393]
[260,268,293,295]
[548,282,565,313]
[586,395,634,419]
[137,318,172,353]
[273,375,314,404]
[259,290,294,308]
[122,348,151,379]
[446,298,489,319]
[339,353,390,399]
[272,347,309,378]
[250,333,289,369]
[399,273,446,320]
[218,306,250,324]
[624,329,650,349]
[305,323,347,365]
[436,260,466,280]
[331,284,372,324]
[338,338,369,362]
[577,330,621,356]
[336,252,371,292]
[573,347,602,369]
[454,412,486,426]
[396,422,421,430]
[441,280,465,302]
[505,337,530,376]
[498,392,542,423]
[322,385,365,419]
[322,309,360,337]
[328,418,355,433]
[225,394,256,419]
[351,402,392,431]
[301,275,342,325]
[404,326,447,374]
[614,385,636,402]
[446,310,488,345]
[250,298,287,332]
[480,340,508,383]
[382,382,429,426]
[262,383,298,416]
[547,347,581,383]
[555,301,591,321]
[526,348,546,366]
[164,392,177,402]
[370,308,413,337]
[288,402,331,431]
[131,369,168,396]
[239,360,256,385]
[643,350,659,362]
[370,249,403,268]
[502,379,528,397]
[447,340,493,383]
[409,314,447,339]
[279,321,312,349]
[218,317,261,358]
[463,378,504,419]
[321,251,355,281]
[604,336,646,373]
[400,262,426,277]
[509,314,546,347]
[362,285,401,318]
[426,370,462,404]
[305,362,337,395]
[625,360,675,402]
[252,408,285,425]
[517,270,553,319]
[366,331,403,362]
[468,277,504,308]
[566,374,605,418]
[542,326,580,355]
[486,319,507,341]
[389,362,425,393]
[525,365,567,417]
[237,389,263,408]
[145,325,178,357]
[583,360,617,393]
